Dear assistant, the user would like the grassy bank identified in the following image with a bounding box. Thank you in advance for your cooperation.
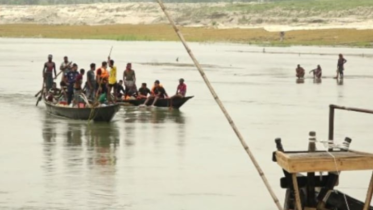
[1,24,373,47]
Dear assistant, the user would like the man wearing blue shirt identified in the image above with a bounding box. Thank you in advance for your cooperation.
[65,63,79,105]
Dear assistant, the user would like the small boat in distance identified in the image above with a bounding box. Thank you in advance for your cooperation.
[44,101,120,122]
[118,96,194,109]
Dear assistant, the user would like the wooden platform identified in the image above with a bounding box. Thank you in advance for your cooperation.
[275,150,373,173]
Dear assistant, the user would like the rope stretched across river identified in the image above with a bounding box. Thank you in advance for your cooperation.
[155,1,283,209]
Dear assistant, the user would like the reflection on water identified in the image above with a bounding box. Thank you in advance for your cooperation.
[123,107,186,124]
[314,78,322,84]
[41,116,120,169]
[296,78,305,84]
[86,123,119,166]
[42,114,58,175]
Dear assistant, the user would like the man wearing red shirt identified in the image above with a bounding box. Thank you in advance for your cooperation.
[174,78,187,98]
[74,69,85,106]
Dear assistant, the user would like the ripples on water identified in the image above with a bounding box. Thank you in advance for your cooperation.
[1,39,373,209]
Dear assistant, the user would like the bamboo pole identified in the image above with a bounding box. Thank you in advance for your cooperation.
[363,172,373,210]
[292,173,303,210]
[155,1,283,209]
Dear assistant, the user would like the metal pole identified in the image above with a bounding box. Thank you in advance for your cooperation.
[332,104,373,115]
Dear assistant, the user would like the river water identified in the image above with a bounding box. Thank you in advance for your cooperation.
[0,38,373,210]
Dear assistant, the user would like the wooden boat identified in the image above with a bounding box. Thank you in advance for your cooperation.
[273,141,373,210]
[118,96,194,109]
[44,101,120,122]
[271,105,373,210]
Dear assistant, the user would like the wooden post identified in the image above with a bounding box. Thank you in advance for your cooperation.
[317,173,339,207]
[292,173,303,210]
[276,138,294,209]
[328,105,335,151]
[363,172,373,210]
[306,131,316,208]
[341,137,352,151]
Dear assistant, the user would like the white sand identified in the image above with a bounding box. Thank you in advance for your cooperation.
[0,3,372,31]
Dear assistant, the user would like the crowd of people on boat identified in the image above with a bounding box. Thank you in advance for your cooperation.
[295,54,347,80]
[42,55,187,107]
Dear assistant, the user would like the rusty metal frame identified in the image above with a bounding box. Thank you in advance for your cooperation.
[329,104,373,141]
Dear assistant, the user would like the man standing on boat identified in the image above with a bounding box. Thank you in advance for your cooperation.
[96,61,109,100]
[74,69,85,106]
[42,54,56,92]
[108,57,117,101]
[66,63,79,105]
[59,56,72,82]
[123,63,136,96]
[86,63,96,101]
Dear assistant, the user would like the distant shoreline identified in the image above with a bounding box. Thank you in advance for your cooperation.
[0,24,372,47]
[1,2,373,29]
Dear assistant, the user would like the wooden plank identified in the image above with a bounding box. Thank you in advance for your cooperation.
[276,151,290,172]
[275,151,373,173]
[292,173,303,210]
[364,172,373,210]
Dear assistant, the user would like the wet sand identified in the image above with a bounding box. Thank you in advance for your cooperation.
[1,38,373,209]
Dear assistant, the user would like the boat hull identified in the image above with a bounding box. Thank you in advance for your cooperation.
[44,102,120,122]
[118,96,193,109]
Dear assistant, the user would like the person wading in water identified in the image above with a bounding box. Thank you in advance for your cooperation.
[309,65,322,79]
[335,54,347,79]
[42,54,57,92]
[295,64,305,79]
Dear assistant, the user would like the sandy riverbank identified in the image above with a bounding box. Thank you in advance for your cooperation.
[1,24,373,47]
[1,2,373,31]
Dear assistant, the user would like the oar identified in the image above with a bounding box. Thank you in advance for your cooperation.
[109,46,113,57]
[35,76,45,106]
[34,70,64,97]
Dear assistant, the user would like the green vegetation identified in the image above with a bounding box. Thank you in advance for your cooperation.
[0,0,260,4]
[0,24,372,47]
[2,0,373,5]
[0,0,370,5]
